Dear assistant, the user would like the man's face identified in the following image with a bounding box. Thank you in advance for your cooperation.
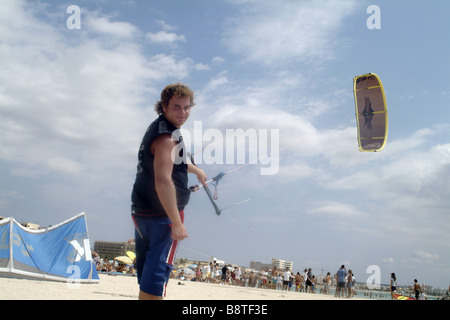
[163,95,191,128]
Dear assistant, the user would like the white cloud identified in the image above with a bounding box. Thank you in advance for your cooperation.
[212,56,226,63]
[223,0,358,65]
[146,31,186,43]
[0,1,194,185]
[307,201,366,218]
[85,13,140,38]
[383,257,395,265]
[415,250,439,262]
[155,20,178,31]
[277,162,318,181]
[47,156,83,175]
[193,63,210,71]
[400,250,440,265]
[203,71,230,93]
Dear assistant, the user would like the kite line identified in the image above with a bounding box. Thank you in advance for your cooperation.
[188,152,250,216]
[188,144,290,196]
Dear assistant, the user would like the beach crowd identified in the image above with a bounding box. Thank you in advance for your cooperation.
[92,252,444,300]
[92,252,137,275]
[172,262,363,299]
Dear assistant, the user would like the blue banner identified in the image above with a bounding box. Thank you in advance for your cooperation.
[0,213,99,283]
[0,220,10,269]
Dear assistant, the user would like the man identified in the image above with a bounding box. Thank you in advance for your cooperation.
[221,264,229,283]
[283,267,292,291]
[302,268,308,292]
[305,268,313,293]
[131,83,207,300]
[413,279,423,300]
[234,266,241,286]
[335,265,347,298]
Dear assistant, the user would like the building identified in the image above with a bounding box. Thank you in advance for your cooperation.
[271,258,293,271]
[249,261,272,272]
[20,222,40,230]
[209,257,225,267]
[0,217,41,230]
[94,240,135,259]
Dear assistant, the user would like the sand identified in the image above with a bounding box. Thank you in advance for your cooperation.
[0,273,368,300]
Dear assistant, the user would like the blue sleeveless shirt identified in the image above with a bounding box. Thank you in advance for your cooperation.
[131,115,190,217]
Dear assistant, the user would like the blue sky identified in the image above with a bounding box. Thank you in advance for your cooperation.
[1,0,449,289]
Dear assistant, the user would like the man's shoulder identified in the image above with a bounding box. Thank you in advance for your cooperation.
[156,115,178,135]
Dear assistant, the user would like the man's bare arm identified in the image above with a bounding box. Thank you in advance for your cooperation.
[151,134,188,241]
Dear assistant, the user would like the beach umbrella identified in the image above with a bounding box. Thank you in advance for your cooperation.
[188,264,198,269]
[180,268,195,275]
[115,256,133,265]
[126,251,136,260]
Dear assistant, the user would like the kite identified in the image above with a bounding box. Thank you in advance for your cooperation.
[393,293,415,300]
[188,153,250,216]
[353,73,388,152]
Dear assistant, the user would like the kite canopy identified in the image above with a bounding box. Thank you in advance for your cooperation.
[393,294,415,300]
[353,73,388,152]
[0,213,99,283]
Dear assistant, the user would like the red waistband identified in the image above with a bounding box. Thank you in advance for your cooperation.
[131,210,184,221]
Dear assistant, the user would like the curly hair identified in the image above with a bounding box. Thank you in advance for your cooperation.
[154,83,195,114]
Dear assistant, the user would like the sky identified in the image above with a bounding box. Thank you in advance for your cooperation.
[1,0,449,289]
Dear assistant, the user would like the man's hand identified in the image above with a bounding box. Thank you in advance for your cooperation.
[188,164,208,187]
[171,222,188,241]
[196,168,208,187]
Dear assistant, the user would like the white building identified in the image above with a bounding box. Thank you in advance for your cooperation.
[272,258,293,271]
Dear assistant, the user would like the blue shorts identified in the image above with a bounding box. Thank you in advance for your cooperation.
[132,211,184,297]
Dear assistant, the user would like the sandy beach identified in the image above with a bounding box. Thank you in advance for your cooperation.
[0,273,368,300]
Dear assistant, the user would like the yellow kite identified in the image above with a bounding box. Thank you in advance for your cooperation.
[353,73,388,152]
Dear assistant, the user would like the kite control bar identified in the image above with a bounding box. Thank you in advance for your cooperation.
[188,153,250,216]
[189,172,224,193]
[188,153,222,216]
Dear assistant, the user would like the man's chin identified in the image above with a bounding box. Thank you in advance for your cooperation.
[176,119,187,127]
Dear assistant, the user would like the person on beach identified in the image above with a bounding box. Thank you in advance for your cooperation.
[271,267,278,290]
[347,269,354,298]
[283,267,292,291]
[277,273,283,290]
[302,268,308,292]
[335,265,347,298]
[305,268,314,293]
[288,272,294,291]
[195,265,202,282]
[324,272,331,295]
[205,263,211,282]
[295,272,302,292]
[249,271,255,287]
[311,275,316,293]
[261,272,268,289]
[131,83,207,300]
[221,264,228,283]
[390,273,397,300]
[413,279,422,300]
